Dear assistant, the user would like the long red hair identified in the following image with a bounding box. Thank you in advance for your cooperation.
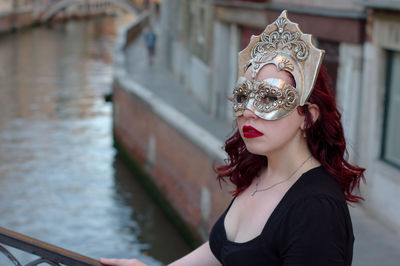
[216,65,365,203]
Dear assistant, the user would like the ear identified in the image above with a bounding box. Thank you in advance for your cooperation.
[307,103,320,124]
[300,104,320,130]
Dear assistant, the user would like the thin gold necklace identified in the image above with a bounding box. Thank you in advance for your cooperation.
[251,155,312,196]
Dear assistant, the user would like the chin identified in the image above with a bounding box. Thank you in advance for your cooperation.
[244,142,269,157]
[243,138,283,157]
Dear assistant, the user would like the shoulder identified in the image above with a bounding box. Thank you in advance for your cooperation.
[292,166,346,202]
[266,167,349,231]
[274,167,353,243]
[284,166,352,231]
[286,194,351,227]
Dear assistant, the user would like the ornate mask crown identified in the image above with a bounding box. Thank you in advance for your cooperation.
[233,10,325,120]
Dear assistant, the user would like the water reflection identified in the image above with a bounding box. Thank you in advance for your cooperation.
[112,157,192,263]
[0,16,190,265]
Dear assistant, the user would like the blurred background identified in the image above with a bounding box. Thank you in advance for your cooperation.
[0,0,399,265]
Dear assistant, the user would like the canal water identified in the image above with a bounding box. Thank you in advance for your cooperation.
[0,16,191,265]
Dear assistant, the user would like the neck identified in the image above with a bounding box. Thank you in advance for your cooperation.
[263,136,315,182]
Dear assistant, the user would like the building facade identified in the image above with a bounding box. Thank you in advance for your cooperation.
[357,1,400,232]
[159,0,400,233]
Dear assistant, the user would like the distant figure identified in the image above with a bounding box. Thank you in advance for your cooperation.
[144,29,156,66]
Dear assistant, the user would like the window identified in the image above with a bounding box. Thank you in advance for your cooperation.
[382,50,400,168]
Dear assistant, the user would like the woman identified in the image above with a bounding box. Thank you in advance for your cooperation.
[101,10,364,266]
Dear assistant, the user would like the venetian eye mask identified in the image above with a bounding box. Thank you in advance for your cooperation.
[234,10,325,121]
[233,77,299,120]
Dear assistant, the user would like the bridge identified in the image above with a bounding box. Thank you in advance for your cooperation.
[36,0,143,23]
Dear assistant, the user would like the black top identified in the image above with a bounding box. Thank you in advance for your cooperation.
[209,166,354,266]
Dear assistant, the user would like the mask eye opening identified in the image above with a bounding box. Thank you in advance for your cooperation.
[236,93,248,104]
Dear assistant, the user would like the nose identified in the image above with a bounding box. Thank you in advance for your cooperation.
[243,109,257,119]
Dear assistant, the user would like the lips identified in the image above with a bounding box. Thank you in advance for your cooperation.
[242,125,264,138]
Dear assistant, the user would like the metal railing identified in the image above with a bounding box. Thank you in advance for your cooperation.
[0,226,103,266]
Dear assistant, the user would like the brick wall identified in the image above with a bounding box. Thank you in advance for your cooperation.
[113,81,232,241]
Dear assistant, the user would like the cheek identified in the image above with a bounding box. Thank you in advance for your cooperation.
[236,117,245,135]
[236,117,245,140]
[267,117,302,144]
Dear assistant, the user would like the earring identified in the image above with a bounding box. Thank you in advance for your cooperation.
[300,127,306,138]
[301,122,307,138]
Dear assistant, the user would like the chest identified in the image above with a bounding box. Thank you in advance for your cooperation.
[224,186,290,243]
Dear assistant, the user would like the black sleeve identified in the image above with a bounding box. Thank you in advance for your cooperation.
[280,195,353,266]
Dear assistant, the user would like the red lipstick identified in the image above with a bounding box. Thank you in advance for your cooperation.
[242,125,264,138]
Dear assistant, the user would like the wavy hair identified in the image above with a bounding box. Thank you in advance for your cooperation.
[216,65,365,203]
